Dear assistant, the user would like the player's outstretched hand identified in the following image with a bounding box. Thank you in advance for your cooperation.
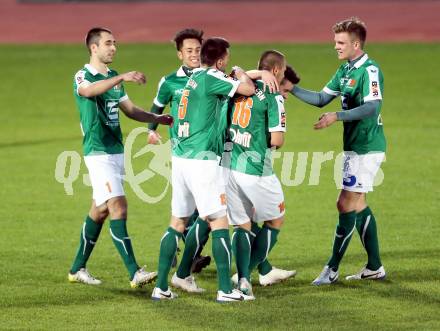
[147,130,162,145]
[314,112,337,130]
[157,114,174,126]
[121,71,147,85]
[261,70,279,93]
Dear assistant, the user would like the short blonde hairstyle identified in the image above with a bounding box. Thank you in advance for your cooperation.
[333,17,367,48]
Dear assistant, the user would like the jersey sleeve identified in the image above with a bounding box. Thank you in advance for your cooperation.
[73,69,92,96]
[119,82,129,102]
[153,77,172,107]
[323,68,342,96]
[268,94,286,132]
[206,69,240,97]
[362,65,383,102]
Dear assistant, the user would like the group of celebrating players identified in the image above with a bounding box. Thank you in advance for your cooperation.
[68,16,387,303]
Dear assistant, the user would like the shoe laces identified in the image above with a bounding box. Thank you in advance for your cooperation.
[81,268,97,280]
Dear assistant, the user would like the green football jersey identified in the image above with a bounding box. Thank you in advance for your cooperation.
[174,68,240,160]
[73,64,127,156]
[229,80,286,176]
[153,66,193,142]
[324,54,386,154]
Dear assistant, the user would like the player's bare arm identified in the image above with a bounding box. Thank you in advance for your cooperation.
[119,99,173,125]
[232,67,256,96]
[270,131,285,148]
[246,69,279,93]
[78,71,146,98]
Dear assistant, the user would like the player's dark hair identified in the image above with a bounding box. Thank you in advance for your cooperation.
[85,27,112,54]
[201,37,230,66]
[173,28,204,51]
[258,50,286,71]
[283,65,301,84]
[333,17,367,48]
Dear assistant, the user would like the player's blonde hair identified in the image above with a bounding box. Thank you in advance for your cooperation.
[258,50,286,71]
[333,17,367,48]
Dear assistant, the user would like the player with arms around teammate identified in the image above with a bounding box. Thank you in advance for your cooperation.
[289,17,387,284]
[68,27,172,287]
[147,28,211,274]
[230,62,301,291]
[152,37,256,302]
[227,50,293,298]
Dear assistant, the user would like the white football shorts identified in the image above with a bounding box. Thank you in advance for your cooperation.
[84,153,125,206]
[342,152,385,193]
[171,156,227,219]
[226,170,285,225]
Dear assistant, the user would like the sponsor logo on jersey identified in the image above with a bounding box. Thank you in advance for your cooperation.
[281,112,286,128]
[178,122,190,138]
[371,81,379,97]
[187,78,198,89]
[175,88,184,96]
[340,78,356,89]
[229,128,252,148]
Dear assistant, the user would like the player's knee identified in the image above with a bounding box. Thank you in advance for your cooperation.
[170,216,188,233]
[90,203,108,223]
[107,197,128,219]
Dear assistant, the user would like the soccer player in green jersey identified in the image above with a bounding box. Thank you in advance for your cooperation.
[229,63,301,292]
[289,17,387,285]
[147,28,211,275]
[152,37,256,302]
[68,27,173,287]
[225,50,295,298]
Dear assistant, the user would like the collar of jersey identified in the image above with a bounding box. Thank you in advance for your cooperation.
[85,63,111,76]
[176,66,190,77]
[348,53,369,69]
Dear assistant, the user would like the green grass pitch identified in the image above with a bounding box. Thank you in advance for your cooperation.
[0,43,439,330]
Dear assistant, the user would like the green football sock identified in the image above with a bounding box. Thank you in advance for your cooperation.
[327,211,357,271]
[212,229,233,293]
[231,227,252,280]
[156,227,182,291]
[250,222,273,275]
[356,207,382,270]
[109,219,139,280]
[176,218,210,279]
[248,225,280,273]
[258,259,274,276]
[70,216,103,273]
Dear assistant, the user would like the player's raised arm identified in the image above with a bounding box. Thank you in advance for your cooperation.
[245,69,279,93]
[291,86,336,108]
[232,67,256,96]
[78,71,146,98]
